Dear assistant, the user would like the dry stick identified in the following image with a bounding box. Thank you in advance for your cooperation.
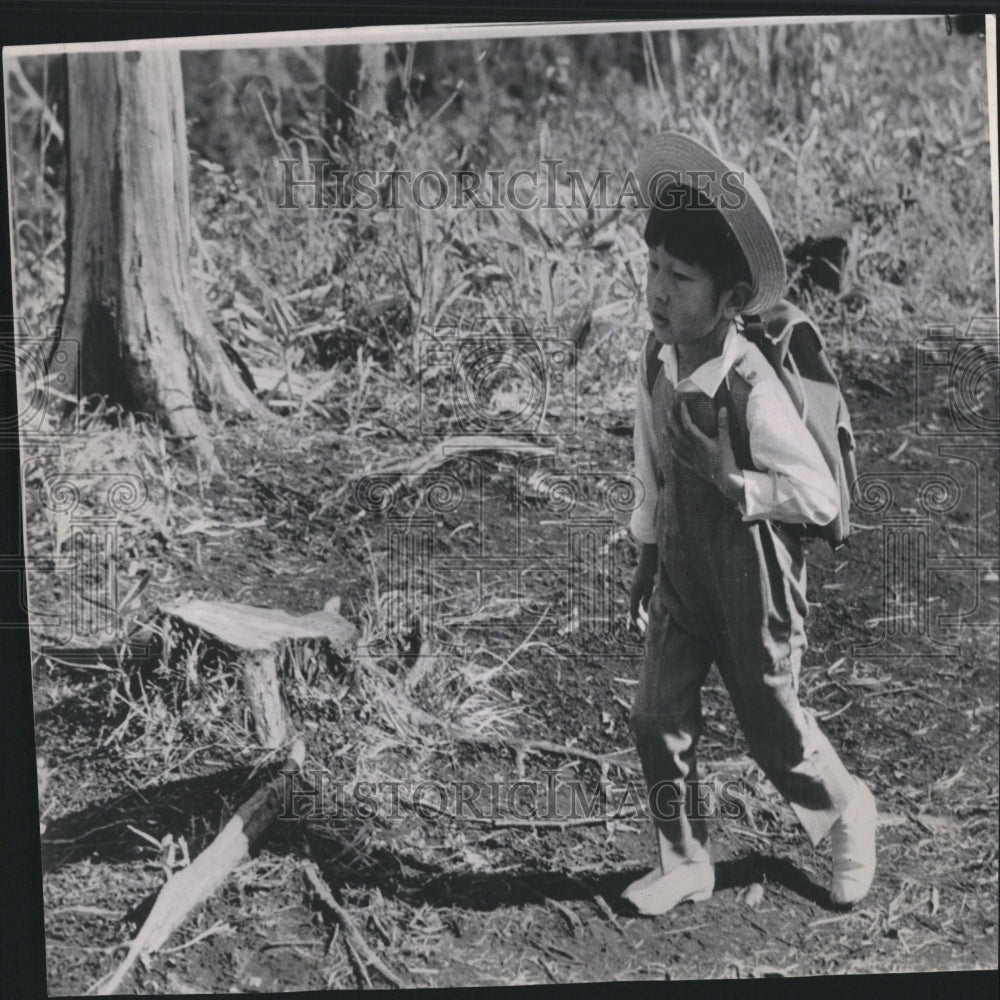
[355,434,555,485]
[406,703,637,773]
[301,859,411,990]
[89,740,305,996]
[343,937,373,990]
[8,58,65,144]
[470,812,639,830]
[560,874,623,934]
[508,875,583,938]
[401,790,640,830]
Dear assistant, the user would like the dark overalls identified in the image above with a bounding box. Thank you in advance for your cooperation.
[631,361,857,872]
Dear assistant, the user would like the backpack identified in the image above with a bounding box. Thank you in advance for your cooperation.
[644,300,858,550]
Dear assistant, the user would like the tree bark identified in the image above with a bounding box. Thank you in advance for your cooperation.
[357,44,388,123]
[324,43,387,142]
[55,50,271,472]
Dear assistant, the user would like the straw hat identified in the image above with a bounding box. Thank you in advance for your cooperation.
[635,132,786,313]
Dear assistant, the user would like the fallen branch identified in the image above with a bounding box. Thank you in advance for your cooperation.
[473,811,639,829]
[353,434,555,489]
[397,789,640,829]
[90,740,305,996]
[405,702,638,774]
[301,859,412,990]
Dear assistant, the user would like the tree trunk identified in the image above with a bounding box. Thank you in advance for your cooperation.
[324,43,387,142]
[357,43,388,123]
[55,50,271,472]
[470,39,491,100]
[325,44,359,142]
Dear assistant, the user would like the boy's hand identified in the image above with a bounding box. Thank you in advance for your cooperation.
[630,542,658,633]
[668,402,745,505]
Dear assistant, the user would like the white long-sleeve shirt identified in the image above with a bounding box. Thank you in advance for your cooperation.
[630,322,840,545]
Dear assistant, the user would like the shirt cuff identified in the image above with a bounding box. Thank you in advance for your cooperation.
[629,506,658,545]
[739,469,774,521]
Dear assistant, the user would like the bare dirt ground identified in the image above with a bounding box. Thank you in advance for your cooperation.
[33,342,999,993]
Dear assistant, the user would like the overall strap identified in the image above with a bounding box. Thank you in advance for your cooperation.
[715,372,755,472]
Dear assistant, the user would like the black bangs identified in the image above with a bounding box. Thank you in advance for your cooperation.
[643,185,753,293]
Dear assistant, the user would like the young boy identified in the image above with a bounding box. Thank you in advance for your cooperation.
[624,132,876,916]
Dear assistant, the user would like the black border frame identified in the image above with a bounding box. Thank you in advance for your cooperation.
[2,5,996,997]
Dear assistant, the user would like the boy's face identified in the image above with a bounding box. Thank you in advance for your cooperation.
[645,244,737,348]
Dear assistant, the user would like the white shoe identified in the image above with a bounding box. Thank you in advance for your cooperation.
[829,777,877,906]
[623,860,715,916]
[622,867,662,901]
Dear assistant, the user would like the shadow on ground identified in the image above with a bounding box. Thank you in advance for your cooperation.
[41,767,262,871]
[43,762,839,918]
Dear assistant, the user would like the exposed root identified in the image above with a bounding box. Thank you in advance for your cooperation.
[302,859,412,990]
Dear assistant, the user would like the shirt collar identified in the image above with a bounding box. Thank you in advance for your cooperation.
[657,321,743,397]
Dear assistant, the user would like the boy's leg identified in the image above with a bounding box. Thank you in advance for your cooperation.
[713,522,858,847]
[630,580,715,872]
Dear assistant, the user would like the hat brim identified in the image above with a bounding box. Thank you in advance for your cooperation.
[636,132,785,314]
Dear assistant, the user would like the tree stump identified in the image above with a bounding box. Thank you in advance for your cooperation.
[161,598,357,748]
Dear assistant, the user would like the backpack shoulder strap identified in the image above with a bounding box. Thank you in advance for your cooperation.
[743,301,836,411]
[743,300,818,361]
[761,300,816,344]
[644,331,663,395]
